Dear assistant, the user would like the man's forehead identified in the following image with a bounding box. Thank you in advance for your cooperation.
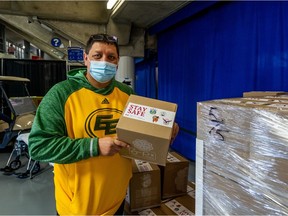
[91,41,117,49]
[90,42,117,53]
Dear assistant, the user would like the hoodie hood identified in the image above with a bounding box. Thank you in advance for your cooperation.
[67,68,116,94]
[67,68,89,85]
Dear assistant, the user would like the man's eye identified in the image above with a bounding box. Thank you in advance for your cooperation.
[109,56,116,61]
[93,54,101,59]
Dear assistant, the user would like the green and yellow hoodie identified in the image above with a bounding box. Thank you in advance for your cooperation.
[28,68,134,215]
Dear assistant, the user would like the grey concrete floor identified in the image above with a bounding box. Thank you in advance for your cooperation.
[0,150,195,215]
[0,151,55,215]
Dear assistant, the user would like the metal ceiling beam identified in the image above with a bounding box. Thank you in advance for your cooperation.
[0,14,66,59]
[0,1,190,59]
[0,1,110,23]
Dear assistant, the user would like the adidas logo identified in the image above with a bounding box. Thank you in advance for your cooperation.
[101,98,109,104]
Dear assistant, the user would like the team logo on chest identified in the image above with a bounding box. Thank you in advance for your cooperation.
[85,108,122,137]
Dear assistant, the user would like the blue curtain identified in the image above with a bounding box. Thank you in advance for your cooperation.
[135,57,157,98]
[155,1,288,160]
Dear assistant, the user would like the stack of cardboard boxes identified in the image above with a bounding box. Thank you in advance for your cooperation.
[125,151,195,215]
[116,95,195,215]
[196,92,288,215]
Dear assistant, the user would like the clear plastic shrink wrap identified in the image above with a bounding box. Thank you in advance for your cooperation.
[196,97,288,215]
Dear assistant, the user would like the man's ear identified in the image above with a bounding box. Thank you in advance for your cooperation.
[84,53,89,66]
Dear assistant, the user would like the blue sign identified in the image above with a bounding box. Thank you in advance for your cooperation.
[51,37,61,47]
[67,47,84,62]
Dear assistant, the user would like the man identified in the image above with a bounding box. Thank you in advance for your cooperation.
[28,33,179,215]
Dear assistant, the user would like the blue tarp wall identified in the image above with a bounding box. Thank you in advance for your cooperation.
[136,1,288,160]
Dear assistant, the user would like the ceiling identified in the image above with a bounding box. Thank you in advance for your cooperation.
[0,1,190,60]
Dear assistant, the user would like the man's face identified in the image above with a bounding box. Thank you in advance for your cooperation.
[84,41,119,70]
[84,41,119,87]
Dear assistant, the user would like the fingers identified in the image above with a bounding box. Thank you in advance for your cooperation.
[173,122,179,137]
[113,138,130,148]
[98,137,129,156]
[170,122,179,145]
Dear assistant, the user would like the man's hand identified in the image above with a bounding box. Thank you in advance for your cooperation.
[170,122,179,145]
[98,137,130,156]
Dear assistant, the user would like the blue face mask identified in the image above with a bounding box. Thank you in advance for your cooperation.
[89,60,117,83]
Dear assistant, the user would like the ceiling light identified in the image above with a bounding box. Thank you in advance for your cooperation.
[107,0,117,9]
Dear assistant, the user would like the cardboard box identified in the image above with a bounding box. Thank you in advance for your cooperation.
[159,151,189,200]
[196,98,288,215]
[117,94,177,166]
[125,204,167,215]
[160,195,195,215]
[137,207,167,215]
[202,171,268,215]
[243,91,287,97]
[128,195,195,215]
[126,159,161,212]
[127,182,196,215]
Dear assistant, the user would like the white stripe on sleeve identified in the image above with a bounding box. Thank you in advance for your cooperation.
[90,139,94,157]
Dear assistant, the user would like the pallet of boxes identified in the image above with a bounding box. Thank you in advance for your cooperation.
[116,95,195,215]
[196,91,288,215]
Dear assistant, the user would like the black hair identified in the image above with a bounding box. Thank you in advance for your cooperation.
[85,33,119,56]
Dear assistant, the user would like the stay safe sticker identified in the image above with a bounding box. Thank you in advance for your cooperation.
[123,102,175,128]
